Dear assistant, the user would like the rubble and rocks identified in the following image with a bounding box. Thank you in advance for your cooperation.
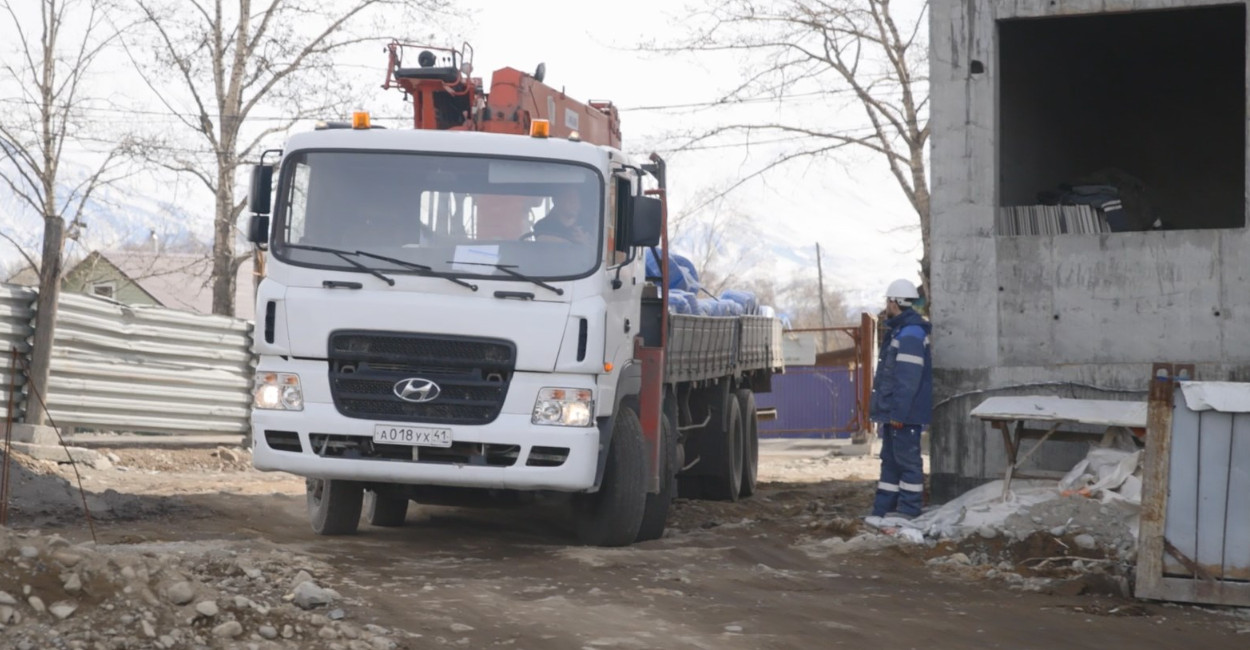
[0,526,413,650]
[807,444,1148,597]
[0,447,200,527]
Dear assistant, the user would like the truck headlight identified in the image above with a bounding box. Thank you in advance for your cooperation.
[254,372,303,411]
[532,388,594,427]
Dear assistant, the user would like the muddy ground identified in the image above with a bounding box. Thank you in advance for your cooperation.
[1,442,1247,649]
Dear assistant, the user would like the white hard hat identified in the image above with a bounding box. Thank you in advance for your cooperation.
[886,278,920,305]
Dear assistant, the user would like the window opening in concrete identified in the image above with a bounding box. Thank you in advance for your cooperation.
[997,5,1246,235]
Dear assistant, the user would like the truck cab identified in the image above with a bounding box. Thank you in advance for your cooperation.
[248,124,667,545]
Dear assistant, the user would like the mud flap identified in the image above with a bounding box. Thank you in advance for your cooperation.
[591,362,642,491]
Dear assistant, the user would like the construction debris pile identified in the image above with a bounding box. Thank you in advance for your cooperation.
[0,526,411,650]
[843,445,1147,594]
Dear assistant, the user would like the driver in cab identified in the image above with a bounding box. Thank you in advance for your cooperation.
[532,186,592,244]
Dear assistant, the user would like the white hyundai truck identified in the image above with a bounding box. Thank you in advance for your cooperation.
[245,43,783,546]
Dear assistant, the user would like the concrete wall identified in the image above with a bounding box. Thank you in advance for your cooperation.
[929,0,1250,501]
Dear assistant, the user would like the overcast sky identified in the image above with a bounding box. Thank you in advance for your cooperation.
[391,0,927,311]
[0,0,925,314]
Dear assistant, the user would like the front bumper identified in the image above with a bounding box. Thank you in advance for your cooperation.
[250,363,600,492]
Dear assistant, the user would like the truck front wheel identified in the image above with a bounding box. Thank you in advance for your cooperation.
[572,407,648,546]
[307,478,363,535]
[365,488,409,527]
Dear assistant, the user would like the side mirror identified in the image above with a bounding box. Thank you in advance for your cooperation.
[614,178,634,253]
[248,164,273,215]
[629,196,662,248]
[247,214,270,245]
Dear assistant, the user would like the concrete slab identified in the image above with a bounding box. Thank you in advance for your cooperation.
[6,423,60,445]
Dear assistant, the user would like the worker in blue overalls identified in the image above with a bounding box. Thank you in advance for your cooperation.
[867,278,933,524]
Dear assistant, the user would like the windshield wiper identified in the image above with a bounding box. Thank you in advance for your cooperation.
[284,243,395,286]
[450,261,564,296]
[281,243,477,291]
[350,250,478,292]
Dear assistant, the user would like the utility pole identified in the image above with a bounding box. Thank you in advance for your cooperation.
[816,243,829,352]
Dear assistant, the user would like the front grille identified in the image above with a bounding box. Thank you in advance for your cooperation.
[331,333,513,366]
[308,434,519,467]
[328,331,516,425]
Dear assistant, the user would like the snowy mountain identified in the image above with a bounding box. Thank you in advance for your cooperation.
[0,156,211,276]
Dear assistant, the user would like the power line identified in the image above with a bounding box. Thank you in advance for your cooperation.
[620,88,901,112]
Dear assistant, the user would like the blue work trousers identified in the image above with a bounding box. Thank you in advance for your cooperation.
[872,424,925,517]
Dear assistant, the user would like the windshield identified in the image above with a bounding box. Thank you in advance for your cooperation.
[273,151,604,280]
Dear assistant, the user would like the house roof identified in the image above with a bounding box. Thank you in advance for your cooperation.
[4,265,39,286]
[100,251,257,320]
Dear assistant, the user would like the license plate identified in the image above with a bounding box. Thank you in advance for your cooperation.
[373,425,453,447]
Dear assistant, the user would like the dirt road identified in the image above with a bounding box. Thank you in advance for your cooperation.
[4,443,1247,649]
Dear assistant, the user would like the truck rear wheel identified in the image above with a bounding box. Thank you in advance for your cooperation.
[635,415,676,542]
[736,388,759,498]
[702,392,744,501]
[307,478,363,535]
[572,406,648,547]
[365,488,409,527]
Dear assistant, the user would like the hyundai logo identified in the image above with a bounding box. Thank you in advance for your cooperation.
[393,378,441,403]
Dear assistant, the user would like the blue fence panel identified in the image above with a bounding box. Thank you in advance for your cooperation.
[755,366,859,439]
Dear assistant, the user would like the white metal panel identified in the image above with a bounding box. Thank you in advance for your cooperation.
[43,292,254,436]
[1196,412,1234,571]
[1179,381,1250,412]
[1164,387,1250,582]
[1227,415,1250,580]
[1164,398,1201,576]
[0,283,35,420]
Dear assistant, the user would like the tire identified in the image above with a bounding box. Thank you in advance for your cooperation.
[635,415,676,542]
[572,407,648,547]
[702,393,744,501]
[364,488,409,527]
[307,478,363,535]
[736,389,759,498]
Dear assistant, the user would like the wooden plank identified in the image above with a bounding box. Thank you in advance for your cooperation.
[1150,577,1250,608]
[971,395,1146,428]
[1136,364,1177,600]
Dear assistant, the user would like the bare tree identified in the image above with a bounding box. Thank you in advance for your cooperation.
[117,0,448,316]
[778,277,854,331]
[647,0,930,287]
[0,0,127,425]
[668,184,768,295]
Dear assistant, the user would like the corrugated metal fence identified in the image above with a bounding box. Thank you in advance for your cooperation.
[1138,363,1250,607]
[755,366,859,439]
[0,284,36,421]
[1,282,254,438]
